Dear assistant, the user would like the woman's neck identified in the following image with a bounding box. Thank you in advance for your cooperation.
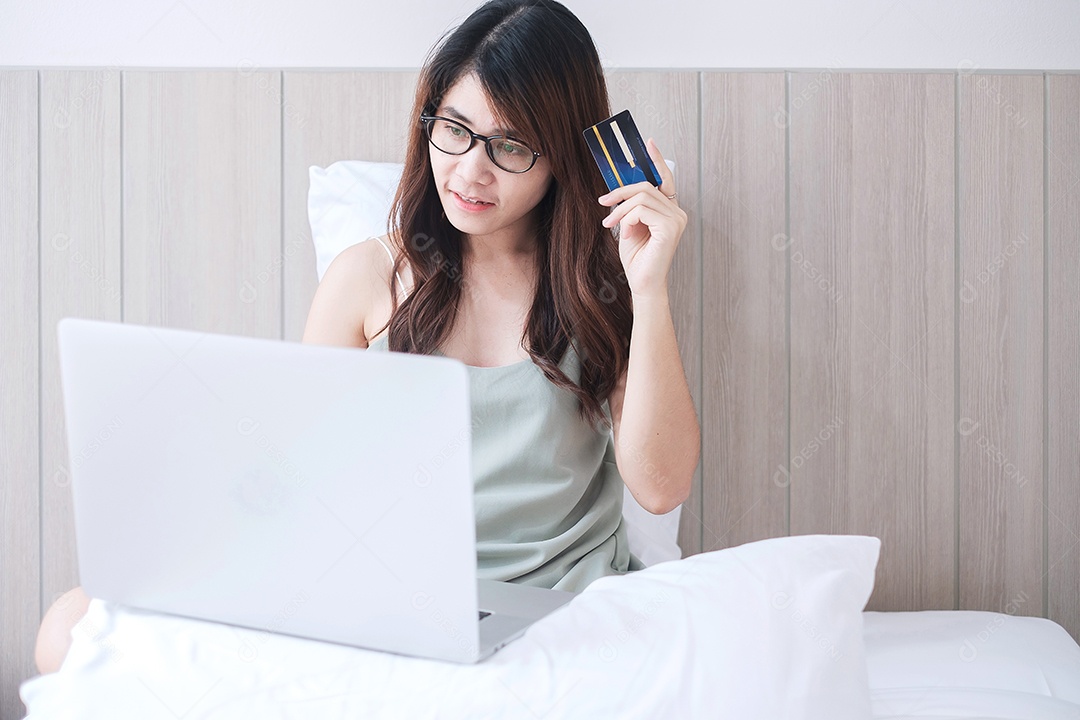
[460,241,539,304]
[460,209,543,261]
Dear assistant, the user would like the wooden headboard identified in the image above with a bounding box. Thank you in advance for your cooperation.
[3,67,1079,717]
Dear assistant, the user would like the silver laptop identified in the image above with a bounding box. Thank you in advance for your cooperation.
[56,317,577,664]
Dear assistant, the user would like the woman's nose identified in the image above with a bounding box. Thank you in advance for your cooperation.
[457,140,497,177]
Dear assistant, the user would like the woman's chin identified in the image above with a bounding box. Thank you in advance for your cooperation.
[444,208,498,231]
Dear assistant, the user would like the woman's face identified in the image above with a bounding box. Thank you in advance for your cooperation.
[428,73,553,246]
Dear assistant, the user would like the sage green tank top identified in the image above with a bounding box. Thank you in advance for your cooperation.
[365,330,644,592]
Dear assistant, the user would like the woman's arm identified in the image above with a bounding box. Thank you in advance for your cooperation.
[597,138,697,515]
[301,242,373,348]
[608,291,700,515]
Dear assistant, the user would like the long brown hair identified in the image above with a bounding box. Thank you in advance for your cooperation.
[376,0,632,433]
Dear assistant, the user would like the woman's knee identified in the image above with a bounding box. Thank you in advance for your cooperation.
[34,585,92,675]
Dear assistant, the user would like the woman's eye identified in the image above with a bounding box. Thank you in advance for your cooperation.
[446,124,464,137]
[500,143,520,155]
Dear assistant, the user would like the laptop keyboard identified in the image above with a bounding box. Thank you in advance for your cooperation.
[479,610,491,621]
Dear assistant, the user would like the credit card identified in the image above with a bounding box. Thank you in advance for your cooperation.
[583,109,661,193]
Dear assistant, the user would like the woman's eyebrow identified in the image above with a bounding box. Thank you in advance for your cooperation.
[442,105,519,136]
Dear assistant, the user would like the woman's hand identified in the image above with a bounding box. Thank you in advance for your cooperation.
[598,137,688,300]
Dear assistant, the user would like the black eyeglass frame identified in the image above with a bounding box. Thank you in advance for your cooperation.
[418,114,542,174]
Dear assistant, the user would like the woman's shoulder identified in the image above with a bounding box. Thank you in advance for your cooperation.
[366,233,415,299]
[304,236,393,348]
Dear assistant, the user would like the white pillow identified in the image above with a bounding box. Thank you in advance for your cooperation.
[21,534,881,719]
[308,161,404,282]
[308,160,683,567]
[863,609,1080,703]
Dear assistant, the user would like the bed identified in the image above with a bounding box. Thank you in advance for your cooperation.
[19,533,1080,719]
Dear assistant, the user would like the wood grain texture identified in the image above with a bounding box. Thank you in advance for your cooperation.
[282,71,419,343]
[38,69,123,624]
[606,71,702,556]
[122,71,281,338]
[789,73,956,611]
[1047,73,1080,641]
[0,69,39,720]
[699,73,788,553]
[958,74,1044,615]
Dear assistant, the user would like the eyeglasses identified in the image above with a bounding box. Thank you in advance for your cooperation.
[419,114,541,174]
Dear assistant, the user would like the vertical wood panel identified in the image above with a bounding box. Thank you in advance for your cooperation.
[1048,73,1080,642]
[282,71,419,343]
[789,73,956,611]
[849,74,955,610]
[699,72,787,553]
[123,71,281,338]
[958,73,1044,614]
[39,69,123,624]
[0,69,39,720]
[788,71,856,547]
[607,72,702,556]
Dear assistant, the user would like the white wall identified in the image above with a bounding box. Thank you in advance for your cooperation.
[1,0,1078,70]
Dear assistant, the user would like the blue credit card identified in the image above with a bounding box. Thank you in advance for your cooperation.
[583,109,661,192]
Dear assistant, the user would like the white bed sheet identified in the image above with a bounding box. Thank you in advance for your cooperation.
[20,540,1080,720]
[24,608,1080,720]
[869,687,1080,720]
[21,535,881,720]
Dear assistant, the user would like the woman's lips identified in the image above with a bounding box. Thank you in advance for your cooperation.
[451,190,495,211]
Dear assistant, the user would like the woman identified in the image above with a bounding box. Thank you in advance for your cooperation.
[34,0,699,675]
